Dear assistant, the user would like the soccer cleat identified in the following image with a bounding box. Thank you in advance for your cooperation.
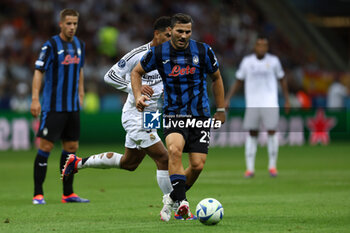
[244,170,255,178]
[61,154,81,179]
[61,193,90,203]
[32,194,46,205]
[160,194,174,222]
[174,211,197,220]
[269,168,278,177]
[176,200,190,219]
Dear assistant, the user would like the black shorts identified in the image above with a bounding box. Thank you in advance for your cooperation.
[163,116,211,154]
[37,111,80,142]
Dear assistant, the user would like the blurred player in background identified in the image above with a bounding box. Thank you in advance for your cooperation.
[225,35,290,178]
[132,13,226,221]
[327,74,349,108]
[62,16,180,221]
[30,9,88,204]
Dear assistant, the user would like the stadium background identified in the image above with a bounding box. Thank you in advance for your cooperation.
[0,0,349,149]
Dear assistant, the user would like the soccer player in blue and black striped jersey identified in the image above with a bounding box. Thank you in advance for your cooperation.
[131,13,226,220]
[30,9,88,204]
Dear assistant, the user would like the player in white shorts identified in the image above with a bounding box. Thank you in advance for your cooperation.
[225,35,290,178]
[62,17,175,221]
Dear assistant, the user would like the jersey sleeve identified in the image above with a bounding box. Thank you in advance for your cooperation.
[205,45,219,74]
[140,47,157,73]
[35,41,53,71]
[104,51,139,94]
[274,57,285,79]
[235,58,247,80]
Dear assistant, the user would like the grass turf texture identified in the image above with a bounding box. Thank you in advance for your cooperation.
[0,143,349,233]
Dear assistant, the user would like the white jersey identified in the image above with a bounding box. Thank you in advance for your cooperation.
[236,53,284,108]
[327,82,347,108]
[104,42,163,112]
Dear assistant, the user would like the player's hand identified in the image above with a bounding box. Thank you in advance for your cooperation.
[141,85,154,97]
[136,95,150,112]
[30,99,41,118]
[213,111,226,126]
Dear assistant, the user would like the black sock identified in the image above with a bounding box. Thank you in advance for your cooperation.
[60,150,74,196]
[185,184,192,192]
[33,150,49,196]
[169,174,186,202]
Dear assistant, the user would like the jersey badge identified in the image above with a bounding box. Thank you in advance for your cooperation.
[118,59,126,68]
[193,55,199,65]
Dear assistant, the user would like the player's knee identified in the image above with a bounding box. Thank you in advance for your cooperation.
[249,131,258,137]
[191,161,205,172]
[168,145,182,158]
[39,143,54,152]
[267,130,276,135]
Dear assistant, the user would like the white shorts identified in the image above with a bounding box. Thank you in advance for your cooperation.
[121,109,161,149]
[243,108,279,131]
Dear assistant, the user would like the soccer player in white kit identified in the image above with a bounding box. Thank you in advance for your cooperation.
[62,17,175,220]
[225,35,290,178]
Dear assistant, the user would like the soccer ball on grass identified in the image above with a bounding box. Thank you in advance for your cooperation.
[195,198,224,225]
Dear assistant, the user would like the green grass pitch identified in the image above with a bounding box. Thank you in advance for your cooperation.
[0,143,349,233]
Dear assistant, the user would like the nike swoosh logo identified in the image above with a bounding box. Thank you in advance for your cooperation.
[162,59,170,64]
[38,163,47,166]
[172,182,179,186]
[57,50,64,54]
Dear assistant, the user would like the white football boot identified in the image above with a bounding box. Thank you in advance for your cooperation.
[160,194,174,222]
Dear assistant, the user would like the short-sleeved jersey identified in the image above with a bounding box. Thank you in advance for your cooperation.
[236,53,284,108]
[104,42,163,112]
[35,35,85,112]
[140,39,219,117]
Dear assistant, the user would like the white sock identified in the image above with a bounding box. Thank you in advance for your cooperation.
[245,135,257,172]
[156,170,173,195]
[268,134,279,169]
[78,152,122,169]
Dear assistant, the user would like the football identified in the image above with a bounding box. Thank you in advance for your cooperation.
[196,198,224,225]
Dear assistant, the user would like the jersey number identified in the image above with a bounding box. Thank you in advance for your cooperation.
[200,131,210,144]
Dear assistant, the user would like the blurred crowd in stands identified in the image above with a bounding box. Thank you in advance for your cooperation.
[0,0,349,113]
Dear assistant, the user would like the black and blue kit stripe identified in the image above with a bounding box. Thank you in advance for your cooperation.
[141,39,219,117]
[35,35,85,112]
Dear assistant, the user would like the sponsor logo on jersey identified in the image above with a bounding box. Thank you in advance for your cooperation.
[61,55,80,65]
[169,65,196,77]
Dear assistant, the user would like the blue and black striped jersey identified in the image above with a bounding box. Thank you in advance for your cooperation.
[140,39,219,117]
[35,35,85,112]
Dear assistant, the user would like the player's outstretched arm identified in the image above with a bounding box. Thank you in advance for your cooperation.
[131,62,150,111]
[31,70,44,118]
[210,69,226,124]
